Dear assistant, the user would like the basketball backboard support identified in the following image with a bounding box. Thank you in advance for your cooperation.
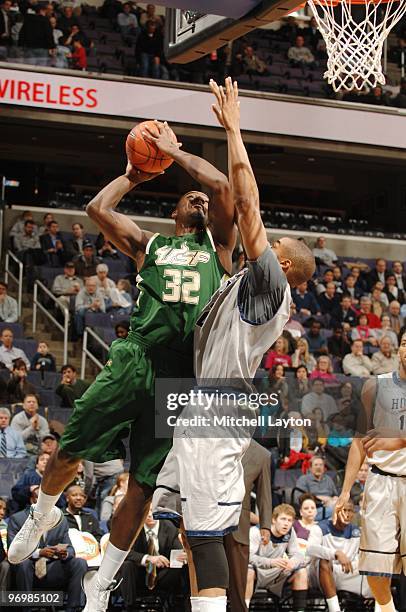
[165,0,301,63]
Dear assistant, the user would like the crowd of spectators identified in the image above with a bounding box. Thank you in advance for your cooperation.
[1,0,405,105]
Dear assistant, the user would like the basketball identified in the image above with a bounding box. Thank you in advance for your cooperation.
[125,120,177,174]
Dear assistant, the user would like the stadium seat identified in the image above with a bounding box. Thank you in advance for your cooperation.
[14,339,37,361]
[0,322,23,338]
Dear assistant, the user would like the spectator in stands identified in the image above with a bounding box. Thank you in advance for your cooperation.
[309,356,337,384]
[304,319,328,356]
[246,504,307,610]
[10,211,37,241]
[49,15,63,45]
[391,260,406,290]
[116,503,185,608]
[365,257,388,290]
[11,393,49,455]
[328,326,351,362]
[0,328,30,370]
[73,240,102,277]
[40,220,67,267]
[39,213,55,235]
[388,299,404,335]
[331,266,344,292]
[342,339,373,377]
[27,433,58,469]
[318,282,340,316]
[138,3,163,29]
[264,364,288,407]
[370,335,399,374]
[312,236,337,267]
[342,274,362,305]
[95,233,119,259]
[0,0,12,47]
[351,313,378,348]
[0,406,27,457]
[243,45,269,76]
[109,279,133,315]
[64,23,91,49]
[71,39,87,70]
[279,16,301,43]
[296,456,338,519]
[7,358,36,403]
[350,461,368,506]
[357,295,381,329]
[7,486,86,609]
[66,223,86,259]
[74,277,105,337]
[288,366,310,413]
[331,293,358,329]
[393,77,406,108]
[57,5,78,36]
[301,379,337,421]
[0,497,9,591]
[55,364,89,409]
[63,485,103,541]
[91,263,116,302]
[315,269,334,296]
[13,220,44,289]
[285,303,305,339]
[136,20,167,79]
[365,84,392,106]
[264,336,292,370]
[31,341,57,372]
[52,261,83,311]
[101,472,129,522]
[10,452,65,511]
[303,16,322,49]
[292,281,321,317]
[115,320,130,339]
[292,337,316,372]
[370,282,389,318]
[19,3,55,66]
[117,2,139,39]
[385,273,405,304]
[0,281,18,323]
[375,313,399,347]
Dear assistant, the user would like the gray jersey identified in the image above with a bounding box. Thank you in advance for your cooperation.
[194,246,291,384]
[369,371,406,475]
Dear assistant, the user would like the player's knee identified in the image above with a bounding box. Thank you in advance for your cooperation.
[292,567,308,589]
[127,475,153,501]
[56,449,82,467]
[188,536,229,590]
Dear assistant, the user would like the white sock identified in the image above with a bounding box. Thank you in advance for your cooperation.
[35,488,61,515]
[97,542,128,586]
[376,599,396,612]
[245,598,250,609]
[190,597,200,611]
[326,595,341,612]
[197,596,227,612]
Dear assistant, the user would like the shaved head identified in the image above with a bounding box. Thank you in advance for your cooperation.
[273,237,315,287]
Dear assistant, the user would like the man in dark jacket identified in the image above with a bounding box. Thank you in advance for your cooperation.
[136,19,165,78]
[19,3,55,66]
[7,486,87,612]
[63,485,103,542]
[117,505,186,609]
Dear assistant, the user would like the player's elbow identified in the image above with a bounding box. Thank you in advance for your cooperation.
[86,197,101,219]
[235,195,255,215]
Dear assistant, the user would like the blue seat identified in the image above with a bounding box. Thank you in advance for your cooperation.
[14,339,37,361]
[38,389,61,407]
[27,371,60,390]
[48,407,72,425]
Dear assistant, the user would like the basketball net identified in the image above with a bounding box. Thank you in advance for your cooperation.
[307,0,406,91]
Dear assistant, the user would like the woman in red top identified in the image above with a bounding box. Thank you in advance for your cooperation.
[264,336,292,370]
[309,355,338,384]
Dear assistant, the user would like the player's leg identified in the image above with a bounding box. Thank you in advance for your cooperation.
[245,567,256,609]
[368,577,394,610]
[188,535,228,610]
[319,559,341,612]
[291,567,308,612]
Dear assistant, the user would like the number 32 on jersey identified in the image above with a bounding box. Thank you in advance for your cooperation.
[162,268,200,305]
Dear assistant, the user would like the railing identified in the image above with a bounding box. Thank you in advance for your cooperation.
[33,280,69,364]
[81,327,109,379]
[5,250,23,317]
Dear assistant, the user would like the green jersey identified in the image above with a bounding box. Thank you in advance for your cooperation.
[128,229,227,355]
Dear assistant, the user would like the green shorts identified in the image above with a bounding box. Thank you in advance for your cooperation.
[59,338,187,489]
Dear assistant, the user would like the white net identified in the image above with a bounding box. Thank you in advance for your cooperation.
[307,0,406,91]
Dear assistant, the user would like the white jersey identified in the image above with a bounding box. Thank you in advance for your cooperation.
[194,269,291,384]
[369,371,406,475]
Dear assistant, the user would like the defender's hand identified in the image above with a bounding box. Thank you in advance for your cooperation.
[210,77,240,131]
[333,492,350,525]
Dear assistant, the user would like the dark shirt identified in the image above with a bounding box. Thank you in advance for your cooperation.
[19,13,55,49]
[57,13,79,35]
[31,352,57,372]
[318,293,340,315]
[136,29,163,58]
[73,254,102,278]
[63,509,103,542]
[11,469,66,512]
[56,379,90,409]
[292,289,320,314]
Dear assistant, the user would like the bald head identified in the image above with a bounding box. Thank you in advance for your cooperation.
[273,237,315,287]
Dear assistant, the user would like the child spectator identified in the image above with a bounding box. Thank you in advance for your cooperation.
[71,39,87,70]
[264,336,292,369]
[31,341,57,372]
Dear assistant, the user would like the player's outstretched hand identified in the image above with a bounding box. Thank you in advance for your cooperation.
[332,492,350,526]
[125,160,164,184]
[142,120,182,157]
[210,77,240,132]
[362,429,406,456]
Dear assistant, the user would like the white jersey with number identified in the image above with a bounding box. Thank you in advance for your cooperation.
[368,371,406,476]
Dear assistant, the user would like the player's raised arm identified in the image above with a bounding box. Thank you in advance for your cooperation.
[143,120,236,252]
[86,164,161,261]
[210,77,266,261]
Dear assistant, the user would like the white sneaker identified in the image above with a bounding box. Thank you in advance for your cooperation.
[82,570,121,612]
[8,505,63,564]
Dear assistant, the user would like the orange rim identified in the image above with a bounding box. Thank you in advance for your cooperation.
[309,0,400,5]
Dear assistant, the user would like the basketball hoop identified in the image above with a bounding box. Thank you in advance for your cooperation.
[307,0,406,91]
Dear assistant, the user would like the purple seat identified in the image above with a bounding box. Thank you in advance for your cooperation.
[84,312,114,328]
[306,82,326,97]
[95,43,116,55]
[48,407,72,424]
[38,389,61,408]
[270,63,288,77]
[40,266,64,289]
[287,66,305,79]
[258,76,281,92]
[14,339,37,361]
[27,371,59,390]
[0,323,23,338]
